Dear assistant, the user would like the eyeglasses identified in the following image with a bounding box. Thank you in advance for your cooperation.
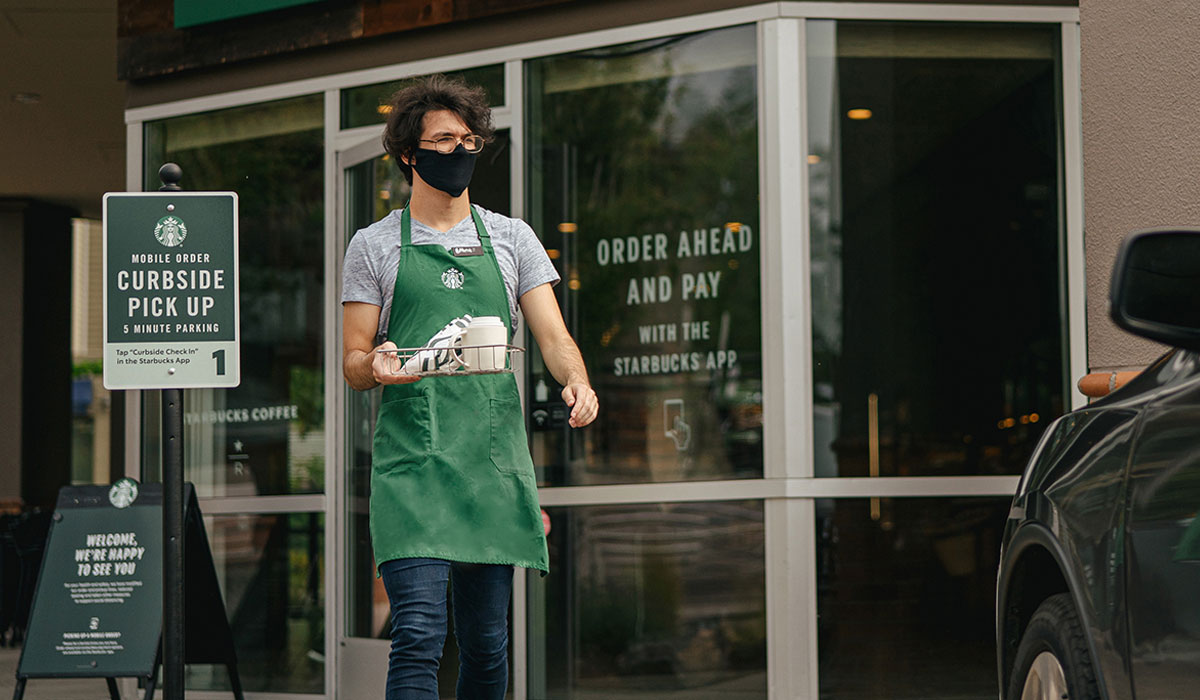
[419,134,484,154]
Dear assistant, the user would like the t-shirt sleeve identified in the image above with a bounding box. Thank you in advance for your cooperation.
[341,230,383,306]
[513,219,561,298]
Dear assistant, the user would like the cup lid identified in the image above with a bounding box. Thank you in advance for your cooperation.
[470,316,505,326]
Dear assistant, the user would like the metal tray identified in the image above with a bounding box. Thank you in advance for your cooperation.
[377,344,524,376]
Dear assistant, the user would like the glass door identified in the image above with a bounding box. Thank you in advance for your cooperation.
[336,128,512,698]
[143,95,328,696]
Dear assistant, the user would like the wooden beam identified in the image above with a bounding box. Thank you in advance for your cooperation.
[118,0,578,81]
[118,1,363,80]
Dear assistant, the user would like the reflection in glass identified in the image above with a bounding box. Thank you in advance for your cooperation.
[340,64,506,129]
[71,218,118,486]
[187,513,325,694]
[529,502,766,699]
[343,153,392,645]
[143,95,325,497]
[807,22,1065,478]
[527,25,763,487]
[72,375,114,485]
[817,498,1008,699]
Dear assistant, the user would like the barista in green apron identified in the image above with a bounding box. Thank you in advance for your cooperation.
[342,75,597,700]
[369,206,547,570]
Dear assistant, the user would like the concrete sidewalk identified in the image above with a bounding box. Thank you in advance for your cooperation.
[0,648,108,700]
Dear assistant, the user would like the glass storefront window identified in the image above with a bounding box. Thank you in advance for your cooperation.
[526,25,763,487]
[807,22,1065,478]
[120,11,1078,700]
[71,218,118,486]
[817,497,1009,698]
[187,513,325,694]
[340,64,505,129]
[143,94,326,497]
[528,501,766,698]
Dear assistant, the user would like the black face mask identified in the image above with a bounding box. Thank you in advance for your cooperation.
[412,146,477,197]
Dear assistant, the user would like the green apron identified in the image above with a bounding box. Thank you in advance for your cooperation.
[370,207,548,574]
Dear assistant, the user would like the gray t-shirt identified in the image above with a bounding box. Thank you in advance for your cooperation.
[341,205,560,342]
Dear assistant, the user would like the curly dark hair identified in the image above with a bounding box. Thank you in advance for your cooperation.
[381,74,495,185]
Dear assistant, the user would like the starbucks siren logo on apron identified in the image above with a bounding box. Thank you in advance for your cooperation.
[155,215,188,247]
[442,267,465,289]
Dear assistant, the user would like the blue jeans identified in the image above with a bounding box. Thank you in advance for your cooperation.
[379,558,513,700]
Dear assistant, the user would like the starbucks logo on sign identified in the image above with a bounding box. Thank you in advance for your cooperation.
[108,478,139,509]
[442,267,464,290]
[154,215,188,247]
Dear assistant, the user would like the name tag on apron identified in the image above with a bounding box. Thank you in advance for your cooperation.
[452,245,484,257]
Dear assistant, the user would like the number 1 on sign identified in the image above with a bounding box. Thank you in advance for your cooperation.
[213,349,226,375]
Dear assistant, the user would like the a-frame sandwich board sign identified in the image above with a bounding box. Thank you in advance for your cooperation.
[13,482,244,700]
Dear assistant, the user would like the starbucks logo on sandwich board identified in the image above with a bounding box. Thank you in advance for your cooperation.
[154,215,188,247]
[442,267,465,289]
[108,478,140,509]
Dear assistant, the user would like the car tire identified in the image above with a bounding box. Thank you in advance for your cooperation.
[1007,593,1100,700]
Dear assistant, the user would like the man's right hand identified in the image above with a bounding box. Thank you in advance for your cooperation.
[344,302,422,390]
[371,341,422,385]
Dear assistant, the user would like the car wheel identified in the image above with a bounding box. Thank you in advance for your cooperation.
[1007,593,1100,700]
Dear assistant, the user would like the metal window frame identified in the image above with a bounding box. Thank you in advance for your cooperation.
[765,9,1081,699]
[123,3,1080,126]
[1062,21,1087,412]
[322,87,342,700]
[125,3,1083,699]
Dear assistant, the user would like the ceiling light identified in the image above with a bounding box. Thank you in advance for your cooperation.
[847,108,873,120]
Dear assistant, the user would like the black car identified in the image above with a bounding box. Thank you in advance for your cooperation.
[997,229,1200,700]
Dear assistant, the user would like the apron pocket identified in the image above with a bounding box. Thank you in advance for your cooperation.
[373,395,434,473]
[489,396,533,476]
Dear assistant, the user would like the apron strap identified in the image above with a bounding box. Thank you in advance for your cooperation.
[399,206,413,248]
[401,206,491,251]
[395,205,512,331]
[469,208,511,330]
[471,207,495,253]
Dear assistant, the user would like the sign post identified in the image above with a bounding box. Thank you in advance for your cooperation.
[102,164,240,700]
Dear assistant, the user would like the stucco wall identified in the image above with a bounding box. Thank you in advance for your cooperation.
[1080,0,1200,371]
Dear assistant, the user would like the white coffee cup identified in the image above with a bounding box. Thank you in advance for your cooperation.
[460,316,507,371]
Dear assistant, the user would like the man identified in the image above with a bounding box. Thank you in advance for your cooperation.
[341,75,597,700]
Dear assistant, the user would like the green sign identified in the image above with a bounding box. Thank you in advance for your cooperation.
[174,0,323,28]
[19,483,163,677]
[102,192,240,390]
[18,484,243,691]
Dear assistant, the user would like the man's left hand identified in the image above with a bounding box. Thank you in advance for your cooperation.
[520,283,598,429]
[562,383,598,428]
